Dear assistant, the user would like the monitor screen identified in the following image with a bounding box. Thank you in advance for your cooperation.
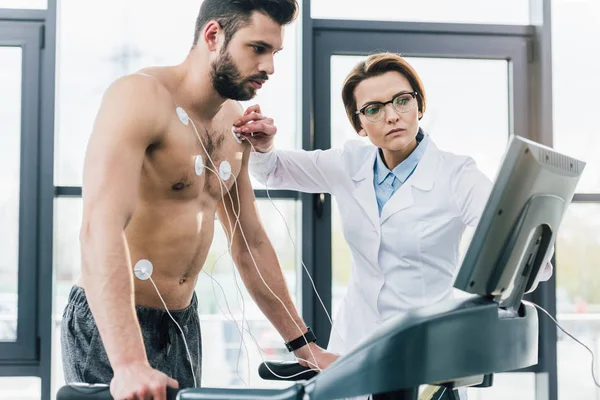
[454,135,585,309]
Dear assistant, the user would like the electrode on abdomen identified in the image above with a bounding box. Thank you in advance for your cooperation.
[134,259,153,280]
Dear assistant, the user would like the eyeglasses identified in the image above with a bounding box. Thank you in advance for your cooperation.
[355,91,418,123]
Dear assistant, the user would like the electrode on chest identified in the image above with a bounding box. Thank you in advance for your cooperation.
[194,155,204,176]
[232,126,243,144]
[219,160,232,180]
[176,107,189,126]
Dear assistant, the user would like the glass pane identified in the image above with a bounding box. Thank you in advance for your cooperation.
[53,198,301,390]
[55,0,301,189]
[0,47,22,342]
[331,55,510,312]
[552,0,600,193]
[0,377,41,400]
[466,373,535,399]
[556,203,600,399]
[197,199,300,388]
[0,0,46,9]
[312,0,529,25]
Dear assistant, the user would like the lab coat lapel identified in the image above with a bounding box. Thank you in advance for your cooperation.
[380,138,439,224]
[350,149,380,231]
[380,183,414,224]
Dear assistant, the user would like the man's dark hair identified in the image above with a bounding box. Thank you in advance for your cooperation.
[193,0,299,47]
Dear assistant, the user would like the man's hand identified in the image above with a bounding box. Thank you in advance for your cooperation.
[233,104,277,153]
[110,361,179,400]
[294,342,339,371]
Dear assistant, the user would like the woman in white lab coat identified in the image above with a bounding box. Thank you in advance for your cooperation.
[234,52,552,397]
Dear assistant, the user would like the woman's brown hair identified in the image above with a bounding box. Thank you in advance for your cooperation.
[342,53,427,132]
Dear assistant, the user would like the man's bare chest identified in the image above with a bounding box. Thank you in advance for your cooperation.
[141,111,246,201]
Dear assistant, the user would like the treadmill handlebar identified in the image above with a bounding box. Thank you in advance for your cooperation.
[56,383,179,400]
[258,361,319,381]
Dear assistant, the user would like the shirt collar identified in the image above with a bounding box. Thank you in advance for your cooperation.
[374,129,428,185]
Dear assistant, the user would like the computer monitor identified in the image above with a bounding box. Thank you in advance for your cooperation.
[454,135,585,311]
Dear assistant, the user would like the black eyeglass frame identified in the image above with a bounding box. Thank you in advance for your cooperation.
[355,91,419,120]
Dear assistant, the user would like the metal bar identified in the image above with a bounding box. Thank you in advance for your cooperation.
[572,193,600,203]
[529,1,556,397]
[311,24,334,347]
[38,1,57,399]
[54,187,301,200]
[254,190,299,199]
[316,29,529,60]
[0,9,46,22]
[313,18,535,37]
[54,186,81,197]
[0,364,40,376]
[300,0,324,343]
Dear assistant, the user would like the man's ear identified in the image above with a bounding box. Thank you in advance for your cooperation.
[203,20,222,52]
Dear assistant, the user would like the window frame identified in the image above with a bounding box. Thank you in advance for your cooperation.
[0,20,43,363]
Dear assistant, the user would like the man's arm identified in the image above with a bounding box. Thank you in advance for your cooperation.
[216,146,338,369]
[79,75,177,398]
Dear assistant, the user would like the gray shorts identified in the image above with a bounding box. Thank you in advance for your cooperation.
[60,285,202,389]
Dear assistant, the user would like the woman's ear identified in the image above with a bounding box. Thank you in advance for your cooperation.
[357,128,368,137]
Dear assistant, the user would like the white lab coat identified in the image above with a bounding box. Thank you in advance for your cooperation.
[249,134,552,397]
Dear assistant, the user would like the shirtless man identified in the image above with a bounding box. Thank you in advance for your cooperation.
[60,1,337,399]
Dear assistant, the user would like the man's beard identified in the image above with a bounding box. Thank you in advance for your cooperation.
[210,49,267,101]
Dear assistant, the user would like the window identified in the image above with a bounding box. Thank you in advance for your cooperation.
[552,0,600,397]
[555,204,600,399]
[196,199,301,388]
[55,0,301,187]
[0,46,21,342]
[311,0,530,25]
[0,377,40,400]
[552,0,600,194]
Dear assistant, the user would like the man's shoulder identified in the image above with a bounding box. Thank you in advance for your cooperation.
[96,73,173,142]
[107,72,173,109]
[215,100,244,126]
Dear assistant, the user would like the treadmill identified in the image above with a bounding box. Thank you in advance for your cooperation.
[57,135,584,400]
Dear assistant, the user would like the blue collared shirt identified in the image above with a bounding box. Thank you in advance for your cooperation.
[373,131,428,216]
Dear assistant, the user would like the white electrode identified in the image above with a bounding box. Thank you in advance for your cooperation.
[194,155,204,176]
[176,107,189,126]
[232,126,243,144]
[219,160,232,180]
[134,259,153,280]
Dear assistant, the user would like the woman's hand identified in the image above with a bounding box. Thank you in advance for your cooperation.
[233,104,277,153]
